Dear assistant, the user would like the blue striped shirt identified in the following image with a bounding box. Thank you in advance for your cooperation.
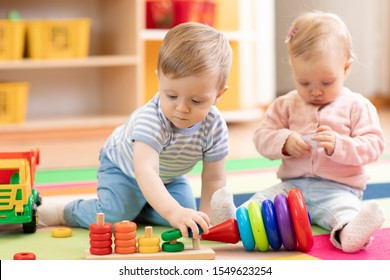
[103,93,229,184]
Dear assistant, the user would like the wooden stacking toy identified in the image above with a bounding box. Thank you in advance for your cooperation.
[85,213,215,260]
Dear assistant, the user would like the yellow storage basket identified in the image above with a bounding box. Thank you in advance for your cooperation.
[0,20,25,60]
[0,82,29,124]
[26,18,91,59]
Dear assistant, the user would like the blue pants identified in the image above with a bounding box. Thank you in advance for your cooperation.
[64,151,197,228]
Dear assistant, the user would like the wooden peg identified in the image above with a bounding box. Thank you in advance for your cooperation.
[145,226,153,238]
[96,213,105,226]
[192,238,200,250]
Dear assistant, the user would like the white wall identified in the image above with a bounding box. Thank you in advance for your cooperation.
[275,0,390,98]
[238,0,276,107]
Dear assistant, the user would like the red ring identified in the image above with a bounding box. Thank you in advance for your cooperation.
[89,232,112,241]
[13,252,36,260]
[89,246,112,255]
[287,188,313,252]
[89,223,112,234]
[90,239,113,248]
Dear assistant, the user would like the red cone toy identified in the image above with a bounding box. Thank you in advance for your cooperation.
[201,218,240,244]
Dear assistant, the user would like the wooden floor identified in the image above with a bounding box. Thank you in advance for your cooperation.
[1,108,389,170]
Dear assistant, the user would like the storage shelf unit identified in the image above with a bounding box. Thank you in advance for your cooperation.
[0,0,143,134]
[0,55,140,70]
[0,0,275,165]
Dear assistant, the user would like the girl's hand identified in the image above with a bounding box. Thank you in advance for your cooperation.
[168,207,210,238]
[283,132,311,157]
[312,125,337,156]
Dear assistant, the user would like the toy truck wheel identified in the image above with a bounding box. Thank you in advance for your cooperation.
[23,202,37,234]
[33,189,42,207]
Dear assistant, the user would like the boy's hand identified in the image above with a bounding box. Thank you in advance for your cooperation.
[312,125,337,156]
[282,132,311,157]
[168,207,210,239]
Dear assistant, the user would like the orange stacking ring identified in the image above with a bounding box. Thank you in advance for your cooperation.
[114,220,137,233]
[114,238,137,247]
[115,246,137,254]
[114,231,137,240]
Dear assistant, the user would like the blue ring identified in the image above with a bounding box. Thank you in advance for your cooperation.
[261,199,282,250]
[235,207,255,251]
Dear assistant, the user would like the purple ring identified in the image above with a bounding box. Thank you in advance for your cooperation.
[274,194,297,251]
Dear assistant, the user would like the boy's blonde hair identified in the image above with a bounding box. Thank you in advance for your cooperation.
[286,11,355,62]
[157,22,232,91]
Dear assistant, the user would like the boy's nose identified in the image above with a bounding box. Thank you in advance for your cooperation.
[176,102,190,113]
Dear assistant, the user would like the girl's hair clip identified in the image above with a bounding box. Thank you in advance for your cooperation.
[285,27,298,43]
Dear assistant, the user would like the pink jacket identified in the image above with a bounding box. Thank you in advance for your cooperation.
[253,87,385,190]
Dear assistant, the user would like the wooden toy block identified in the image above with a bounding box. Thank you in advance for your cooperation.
[85,246,215,260]
[85,222,215,260]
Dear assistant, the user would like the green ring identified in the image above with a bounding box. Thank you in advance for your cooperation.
[162,241,185,252]
[248,201,269,251]
[161,229,182,241]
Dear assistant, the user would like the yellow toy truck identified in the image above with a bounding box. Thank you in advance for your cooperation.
[0,148,42,233]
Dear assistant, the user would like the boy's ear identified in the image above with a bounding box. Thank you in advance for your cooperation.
[215,85,229,104]
[155,69,158,76]
[344,58,353,76]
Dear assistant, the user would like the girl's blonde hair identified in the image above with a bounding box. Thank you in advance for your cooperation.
[286,11,355,62]
[157,22,232,91]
